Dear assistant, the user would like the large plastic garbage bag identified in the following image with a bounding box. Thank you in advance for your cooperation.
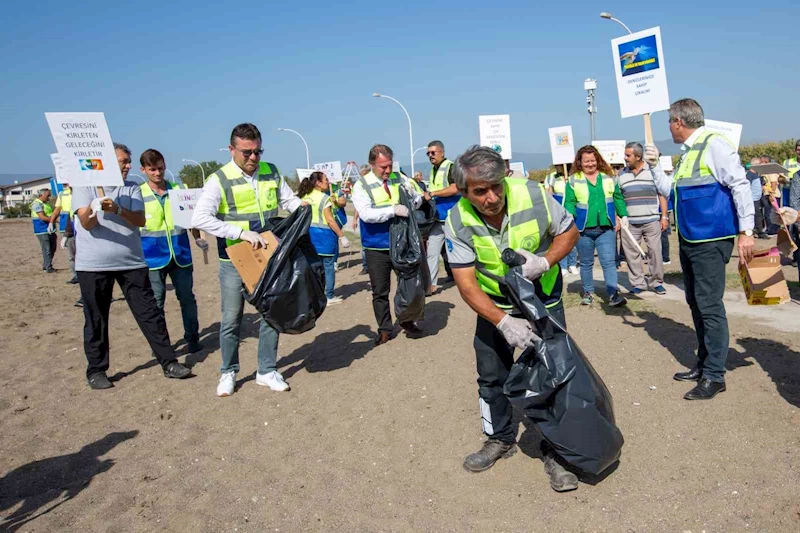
[500,249,623,475]
[389,187,428,323]
[414,197,437,239]
[244,205,327,334]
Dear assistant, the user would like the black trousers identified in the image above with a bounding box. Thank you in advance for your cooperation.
[365,249,402,333]
[678,237,733,383]
[440,242,453,278]
[474,302,566,443]
[78,267,176,378]
[753,200,766,235]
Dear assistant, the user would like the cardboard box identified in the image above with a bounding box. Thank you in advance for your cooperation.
[738,249,790,305]
[776,227,798,257]
[226,231,280,294]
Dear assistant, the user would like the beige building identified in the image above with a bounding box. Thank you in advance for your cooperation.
[0,177,54,215]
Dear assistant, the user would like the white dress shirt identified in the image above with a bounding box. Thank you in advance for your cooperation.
[191,160,302,240]
[651,127,754,231]
[352,171,422,223]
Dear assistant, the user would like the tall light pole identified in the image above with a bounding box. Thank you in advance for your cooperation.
[183,159,205,182]
[277,128,310,169]
[600,12,632,34]
[584,78,597,142]
[373,93,414,179]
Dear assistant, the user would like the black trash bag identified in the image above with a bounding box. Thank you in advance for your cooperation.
[414,197,437,239]
[389,187,428,323]
[500,249,623,476]
[244,205,327,334]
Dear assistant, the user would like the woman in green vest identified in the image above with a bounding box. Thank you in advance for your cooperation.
[564,146,629,307]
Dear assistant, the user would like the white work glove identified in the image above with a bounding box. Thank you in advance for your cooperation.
[770,206,798,226]
[340,236,351,248]
[516,249,550,281]
[496,315,539,350]
[393,205,410,218]
[644,144,660,167]
[620,216,629,230]
[60,236,67,249]
[89,197,110,218]
[239,230,267,249]
[47,222,56,234]
[194,238,209,251]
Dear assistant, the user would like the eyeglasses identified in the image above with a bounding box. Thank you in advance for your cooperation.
[234,148,264,159]
[426,151,439,156]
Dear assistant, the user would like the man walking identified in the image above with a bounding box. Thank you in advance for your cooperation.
[192,123,303,397]
[139,149,204,354]
[617,142,667,295]
[50,184,78,283]
[424,140,458,293]
[31,189,57,273]
[72,143,191,389]
[445,146,581,492]
[646,98,754,400]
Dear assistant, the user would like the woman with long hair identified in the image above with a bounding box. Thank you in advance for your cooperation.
[298,171,350,305]
[564,145,629,308]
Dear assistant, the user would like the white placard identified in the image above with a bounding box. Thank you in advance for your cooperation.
[50,153,69,184]
[296,168,314,181]
[168,188,202,229]
[611,27,670,118]
[45,112,123,187]
[704,119,743,151]
[479,114,512,159]
[509,161,526,178]
[592,140,627,165]
[548,126,575,165]
[659,156,674,172]
[313,161,343,183]
[392,161,402,174]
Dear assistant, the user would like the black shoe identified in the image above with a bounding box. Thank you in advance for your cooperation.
[673,366,702,382]
[74,298,84,308]
[87,372,113,390]
[66,277,79,284]
[463,439,517,473]
[46,267,56,273]
[359,268,369,275]
[401,321,423,338]
[608,292,627,307]
[441,275,455,284]
[543,452,579,492]
[375,331,391,346]
[756,233,770,240]
[163,361,192,379]
[186,341,203,353]
[684,378,726,400]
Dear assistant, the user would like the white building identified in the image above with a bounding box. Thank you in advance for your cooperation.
[0,177,54,214]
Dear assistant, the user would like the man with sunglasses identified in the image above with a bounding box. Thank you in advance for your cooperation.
[192,123,303,397]
[425,140,457,294]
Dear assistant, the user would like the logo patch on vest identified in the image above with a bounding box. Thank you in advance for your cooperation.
[520,235,538,252]
[446,238,454,252]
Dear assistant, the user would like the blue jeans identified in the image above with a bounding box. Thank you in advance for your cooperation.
[558,246,578,270]
[361,249,368,270]
[322,255,336,299]
[148,260,199,343]
[218,260,278,375]
[577,226,618,295]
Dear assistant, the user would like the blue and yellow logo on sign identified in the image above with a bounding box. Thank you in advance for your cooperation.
[79,159,104,171]
[618,34,659,77]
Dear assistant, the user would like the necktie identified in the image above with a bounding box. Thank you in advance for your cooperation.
[383,179,391,198]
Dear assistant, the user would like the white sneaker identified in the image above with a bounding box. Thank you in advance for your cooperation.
[216,371,235,397]
[568,266,579,275]
[256,371,290,392]
[326,296,344,305]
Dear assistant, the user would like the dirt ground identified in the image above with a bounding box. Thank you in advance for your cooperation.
[1,217,799,533]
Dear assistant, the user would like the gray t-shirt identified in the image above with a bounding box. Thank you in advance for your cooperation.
[72,181,147,272]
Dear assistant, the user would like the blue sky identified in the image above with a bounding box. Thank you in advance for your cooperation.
[1,0,798,177]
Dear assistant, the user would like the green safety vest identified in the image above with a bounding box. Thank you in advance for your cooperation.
[140,181,193,269]
[31,198,53,235]
[783,157,799,180]
[58,189,72,232]
[429,159,453,192]
[569,172,616,231]
[303,188,331,229]
[355,171,403,250]
[447,177,561,308]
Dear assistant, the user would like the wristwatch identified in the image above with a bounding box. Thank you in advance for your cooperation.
[116,204,123,215]
[741,230,753,237]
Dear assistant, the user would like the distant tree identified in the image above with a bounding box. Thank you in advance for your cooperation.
[177,161,224,188]
[528,169,549,183]
[738,139,797,165]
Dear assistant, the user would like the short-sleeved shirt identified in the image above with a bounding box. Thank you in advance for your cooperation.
[746,171,762,202]
[444,195,574,267]
[31,201,45,214]
[72,181,147,272]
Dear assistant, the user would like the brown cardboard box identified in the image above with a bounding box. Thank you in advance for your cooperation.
[738,249,790,305]
[776,227,798,257]
[225,231,280,294]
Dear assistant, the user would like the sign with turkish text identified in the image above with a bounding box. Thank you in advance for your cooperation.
[592,140,627,165]
[45,112,123,187]
[296,169,314,181]
[479,114,512,158]
[168,188,202,229]
[610,27,670,118]
[704,119,743,151]
[313,161,343,183]
[509,161,526,178]
[548,125,575,165]
[659,155,674,172]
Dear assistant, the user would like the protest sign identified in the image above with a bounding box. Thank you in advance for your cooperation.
[313,161,343,183]
[45,112,123,188]
[659,156,674,172]
[509,161,526,178]
[50,153,69,184]
[704,119,743,151]
[479,115,512,158]
[296,169,314,181]
[392,161,400,173]
[610,27,670,123]
[168,188,202,229]
[548,126,575,165]
[592,140,626,165]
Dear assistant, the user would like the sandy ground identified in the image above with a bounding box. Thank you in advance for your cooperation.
[1,217,799,533]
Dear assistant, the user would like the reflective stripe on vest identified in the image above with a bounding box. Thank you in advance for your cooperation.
[783,158,798,206]
[31,198,53,235]
[357,172,402,250]
[208,160,280,260]
[547,173,567,205]
[58,190,72,232]
[447,178,562,308]
[569,173,616,231]
[674,131,738,242]
[429,159,460,221]
[140,182,193,270]
[302,189,338,256]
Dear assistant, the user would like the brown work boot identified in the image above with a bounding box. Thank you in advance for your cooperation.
[375,331,391,346]
[463,439,517,473]
[543,451,579,492]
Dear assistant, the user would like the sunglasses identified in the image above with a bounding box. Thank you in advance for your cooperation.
[426,151,439,156]
[235,148,265,158]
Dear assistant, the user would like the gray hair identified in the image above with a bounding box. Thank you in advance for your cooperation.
[625,142,643,158]
[358,164,370,176]
[427,140,444,151]
[668,98,705,129]
[452,145,506,192]
[38,188,51,196]
[113,142,131,156]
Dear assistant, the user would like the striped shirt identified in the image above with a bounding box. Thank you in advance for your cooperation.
[617,165,660,224]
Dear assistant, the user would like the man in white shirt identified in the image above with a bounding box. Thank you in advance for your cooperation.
[191,123,303,397]
[351,144,423,345]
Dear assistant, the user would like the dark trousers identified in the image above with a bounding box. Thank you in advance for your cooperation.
[678,237,734,383]
[761,196,779,235]
[753,200,766,236]
[661,225,671,263]
[148,260,199,344]
[365,249,401,333]
[474,303,566,443]
[37,233,57,270]
[440,242,453,278]
[78,267,177,378]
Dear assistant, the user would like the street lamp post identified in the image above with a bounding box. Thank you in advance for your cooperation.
[584,78,597,142]
[277,128,310,169]
[599,12,632,34]
[373,93,414,179]
[182,159,205,182]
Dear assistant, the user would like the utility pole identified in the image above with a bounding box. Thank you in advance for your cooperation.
[584,78,597,142]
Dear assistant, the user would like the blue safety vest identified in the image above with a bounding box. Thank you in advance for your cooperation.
[429,159,459,221]
[355,172,402,250]
[303,189,338,256]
